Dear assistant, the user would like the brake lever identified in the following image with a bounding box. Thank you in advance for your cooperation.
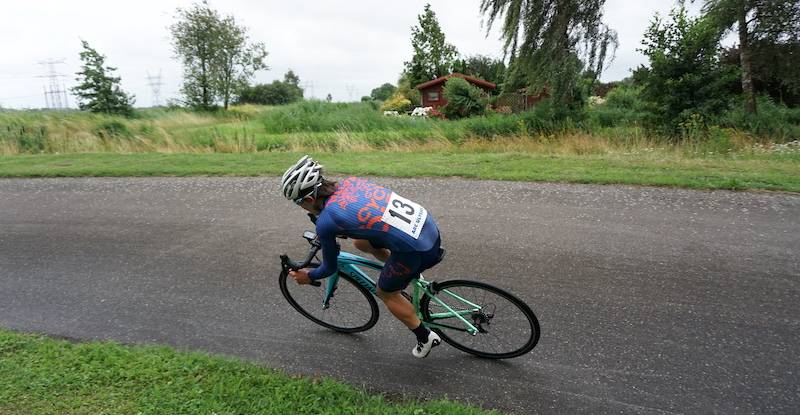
[281,245,322,287]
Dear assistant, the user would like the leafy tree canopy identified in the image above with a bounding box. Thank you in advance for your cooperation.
[370,83,397,101]
[635,3,738,133]
[237,71,303,105]
[71,40,135,116]
[284,70,300,88]
[700,0,800,112]
[721,40,800,107]
[170,1,267,110]
[452,55,506,94]
[403,4,459,88]
[480,0,617,113]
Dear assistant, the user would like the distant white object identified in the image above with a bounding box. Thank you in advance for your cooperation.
[383,110,400,116]
[588,96,606,107]
[411,106,433,117]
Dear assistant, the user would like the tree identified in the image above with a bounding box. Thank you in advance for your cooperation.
[404,4,459,88]
[370,83,397,101]
[396,72,422,106]
[213,14,268,109]
[283,70,301,88]
[480,0,617,113]
[237,81,298,105]
[635,3,738,132]
[700,0,800,113]
[281,70,304,102]
[237,71,303,105]
[379,94,413,112]
[170,1,267,110]
[451,55,506,94]
[721,40,800,107]
[71,40,135,116]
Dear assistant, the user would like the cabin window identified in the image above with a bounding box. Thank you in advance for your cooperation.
[428,91,439,101]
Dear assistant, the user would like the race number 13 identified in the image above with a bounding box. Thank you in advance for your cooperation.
[381,192,427,239]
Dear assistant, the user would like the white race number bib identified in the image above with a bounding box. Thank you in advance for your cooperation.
[381,192,427,239]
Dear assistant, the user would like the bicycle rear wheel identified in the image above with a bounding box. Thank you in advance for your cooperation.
[420,279,539,359]
[279,270,379,333]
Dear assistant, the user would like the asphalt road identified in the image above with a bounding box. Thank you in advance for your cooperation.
[1,177,798,414]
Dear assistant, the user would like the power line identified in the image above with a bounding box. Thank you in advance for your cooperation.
[146,69,163,107]
[345,84,356,101]
[0,93,43,101]
[37,59,69,110]
[302,80,315,99]
[0,75,41,80]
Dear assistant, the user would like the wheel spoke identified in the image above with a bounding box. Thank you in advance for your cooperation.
[422,280,539,359]
[281,272,378,333]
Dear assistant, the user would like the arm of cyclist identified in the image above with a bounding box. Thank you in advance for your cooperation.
[290,216,339,284]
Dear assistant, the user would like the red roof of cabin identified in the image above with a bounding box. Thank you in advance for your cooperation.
[415,73,496,90]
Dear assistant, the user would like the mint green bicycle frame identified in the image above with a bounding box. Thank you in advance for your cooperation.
[329,251,481,335]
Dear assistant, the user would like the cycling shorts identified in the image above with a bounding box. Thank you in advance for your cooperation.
[378,235,442,292]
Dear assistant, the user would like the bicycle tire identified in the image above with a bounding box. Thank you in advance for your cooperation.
[279,270,379,333]
[420,279,540,359]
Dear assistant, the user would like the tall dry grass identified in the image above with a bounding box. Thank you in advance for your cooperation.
[1,102,794,160]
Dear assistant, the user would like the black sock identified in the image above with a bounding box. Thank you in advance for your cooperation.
[411,324,430,343]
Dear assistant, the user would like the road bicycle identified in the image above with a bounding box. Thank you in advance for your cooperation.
[279,230,540,359]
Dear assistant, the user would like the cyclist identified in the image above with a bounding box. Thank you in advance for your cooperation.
[281,155,443,358]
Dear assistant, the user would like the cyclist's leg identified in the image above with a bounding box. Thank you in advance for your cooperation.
[378,249,443,357]
[376,252,422,329]
[377,289,419,329]
[352,238,390,262]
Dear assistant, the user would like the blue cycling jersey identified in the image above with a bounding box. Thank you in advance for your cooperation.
[308,177,440,280]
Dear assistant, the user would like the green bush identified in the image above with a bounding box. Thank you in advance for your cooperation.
[379,94,413,112]
[518,109,556,135]
[516,99,589,134]
[1,120,47,152]
[19,133,46,152]
[717,96,800,141]
[260,101,432,134]
[370,83,397,101]
[604,84,644,111]
[254,135,289,151]
[93,120,133,140]
[636,5,739,135]
[461,113,520,137]
[237,81,303,106]
[586,106,647,128]
[441,77,487,119]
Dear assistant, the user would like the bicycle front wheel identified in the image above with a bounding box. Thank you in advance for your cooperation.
[420,279,540,359]
[279,270,379,333]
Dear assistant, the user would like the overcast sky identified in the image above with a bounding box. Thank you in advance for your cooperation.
[0,0,704,109]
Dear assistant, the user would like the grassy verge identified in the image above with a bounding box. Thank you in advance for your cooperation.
[3,102,799,155]
[1,151,799,192]
[0,328,495,414]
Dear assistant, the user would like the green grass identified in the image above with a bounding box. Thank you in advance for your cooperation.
[1,151,798,192]
[3,101,797,155]
[1,102,798,192]
[0,328,495,414]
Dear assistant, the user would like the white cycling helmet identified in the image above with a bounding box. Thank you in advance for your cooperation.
[281,155,323,201]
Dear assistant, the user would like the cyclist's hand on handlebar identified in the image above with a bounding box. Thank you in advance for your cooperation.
[289,268,312,285]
